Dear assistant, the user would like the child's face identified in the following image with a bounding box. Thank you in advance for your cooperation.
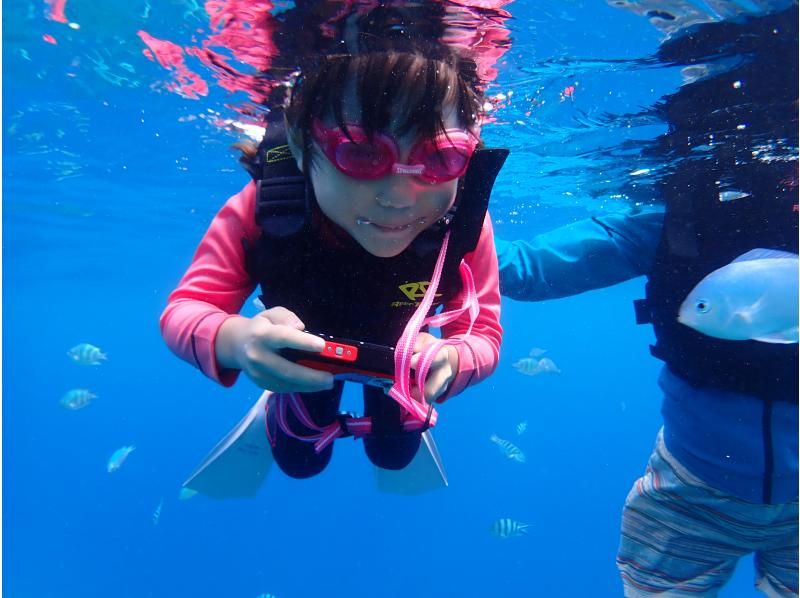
[304,102,469,258]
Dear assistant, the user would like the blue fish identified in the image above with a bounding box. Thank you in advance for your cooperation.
[679,249,799,344]
[107,445,135,473]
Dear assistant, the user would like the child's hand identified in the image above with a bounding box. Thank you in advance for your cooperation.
[410,332,459,403]
[216,306,335,393]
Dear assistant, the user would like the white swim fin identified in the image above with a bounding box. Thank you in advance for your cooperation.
[181,391,274,499]
[374,429,448,495]
[181,391,449,499]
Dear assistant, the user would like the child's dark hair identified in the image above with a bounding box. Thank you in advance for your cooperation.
[284,48,483,169]
[235,3,486,175]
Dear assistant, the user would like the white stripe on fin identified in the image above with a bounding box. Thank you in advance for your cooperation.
[753,327,799,344]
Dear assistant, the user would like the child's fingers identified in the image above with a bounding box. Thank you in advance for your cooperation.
[263,325,326,353]
[413,331,436,352]
[260,354,334,392]
[257,306,305,330]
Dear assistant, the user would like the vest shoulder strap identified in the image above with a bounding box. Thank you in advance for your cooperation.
[252,127,307,237]
[449,147,509,254]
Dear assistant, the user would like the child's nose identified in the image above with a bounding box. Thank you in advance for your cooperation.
[375,176,422,209]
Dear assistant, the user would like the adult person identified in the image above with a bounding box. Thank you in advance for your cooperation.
[496,7,798,596]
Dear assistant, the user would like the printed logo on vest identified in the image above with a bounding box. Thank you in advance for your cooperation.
[265,144,293,164]
[398,281,442,302]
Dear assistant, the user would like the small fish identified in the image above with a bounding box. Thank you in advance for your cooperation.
[490,434,526,463]
[59,388,97,410]
[678,249,799,344]
[516,420,528,436]
[107,445,135,473]
[718,190,751,202]
[512,356,561,376]
[67,343,107,365]
[255,594,277,598]
[152,498,164,526]
[528,347,547,358]
[536,357,562,374]
[490,518,532,539]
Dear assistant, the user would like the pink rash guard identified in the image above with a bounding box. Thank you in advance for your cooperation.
[160,181,502,402]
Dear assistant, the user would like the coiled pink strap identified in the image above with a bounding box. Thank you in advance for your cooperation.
[388,230,479,424]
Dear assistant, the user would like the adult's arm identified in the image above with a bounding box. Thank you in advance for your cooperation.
[496,209,664,302]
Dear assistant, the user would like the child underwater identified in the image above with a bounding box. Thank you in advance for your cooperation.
[160,21,507,484]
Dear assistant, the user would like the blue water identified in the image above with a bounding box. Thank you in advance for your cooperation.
[4,1,793,596]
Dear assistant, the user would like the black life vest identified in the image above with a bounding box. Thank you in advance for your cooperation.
[243,123,508,346]
[635,156,799,402]
[634,9,799,403]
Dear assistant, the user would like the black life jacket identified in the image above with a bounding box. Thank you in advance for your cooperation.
[243,123,508,346]
[635,157,799,402]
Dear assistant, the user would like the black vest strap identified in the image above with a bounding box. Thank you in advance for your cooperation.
[455,148,509,254]
[253,130,307,237]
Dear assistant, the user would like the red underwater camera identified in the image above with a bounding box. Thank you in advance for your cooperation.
[280,333,396,389]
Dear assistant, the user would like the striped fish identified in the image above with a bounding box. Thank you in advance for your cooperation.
[512,356,561,376]
[516,420,528,436]
[490,434,526,463]
[491,518,532,539]
[152,498,164,526]
[59,388,98,410]
[67,343,108,365]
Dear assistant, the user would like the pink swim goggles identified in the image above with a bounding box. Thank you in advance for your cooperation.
[311,118,478,184]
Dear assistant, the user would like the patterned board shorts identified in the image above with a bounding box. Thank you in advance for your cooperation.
[617,429,798,597]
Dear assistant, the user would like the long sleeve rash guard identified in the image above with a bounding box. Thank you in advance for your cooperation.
[160,181,502,401]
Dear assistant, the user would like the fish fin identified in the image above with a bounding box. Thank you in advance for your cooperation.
[733,248,798,263]
[99,352,108,360]
[753,327,799,344]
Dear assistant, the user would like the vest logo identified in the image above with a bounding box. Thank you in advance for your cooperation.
[264,144,293,164]
[398,281,442,302]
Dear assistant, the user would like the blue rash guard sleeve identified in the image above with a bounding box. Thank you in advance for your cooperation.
[495,209,665,301]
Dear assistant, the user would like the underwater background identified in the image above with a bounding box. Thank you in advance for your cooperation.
[4,1,796,596]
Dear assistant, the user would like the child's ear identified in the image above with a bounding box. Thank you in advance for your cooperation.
[284,118,305,172]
